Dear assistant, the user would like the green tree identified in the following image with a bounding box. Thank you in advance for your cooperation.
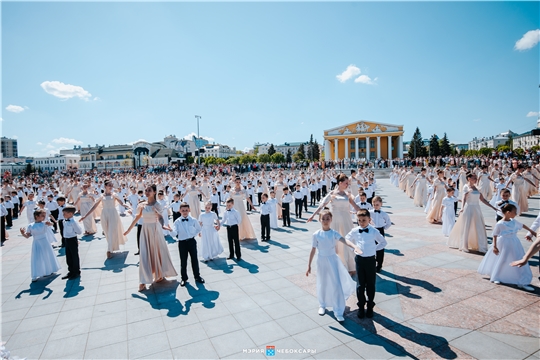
[271,152,285,163]
[253,146,259,155]
[429,134,440,157]
[25,163,33,174]
[497,145,511,152]
[258,153,271,163]
[478,147,493,156]
[410,127,426,157]
[439,133,451,156]
[298,143,306,159]
[268,144,276,156]
[307,135,314,161]
[313,139,320,161]
[286,149,292,163]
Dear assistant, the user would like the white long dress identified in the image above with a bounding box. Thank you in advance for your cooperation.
[267,198,278,228]
[198,212,224,260]
[27,222,61,279]
[100,194,127,252]
[441,196,457,237]
[447,187,488,253]
[231,190,257,240]
[312,229,356,317]
[323,193,356,272]
[477,219,532,286]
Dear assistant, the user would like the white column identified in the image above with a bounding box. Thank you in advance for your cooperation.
[376,136,381,159]
[324,140,330,161]
[398,135,404,159]
[334,139,338,160]
[344,138,349,159]
[387,135,392,159]
[355,138,359,160]
[366,136,370,161]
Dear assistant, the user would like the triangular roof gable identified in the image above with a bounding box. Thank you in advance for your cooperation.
[324,120,403,133]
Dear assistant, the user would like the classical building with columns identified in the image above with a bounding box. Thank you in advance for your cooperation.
[323,121,404,161]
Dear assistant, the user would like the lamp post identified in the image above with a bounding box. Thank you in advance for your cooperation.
[195,115,202,165]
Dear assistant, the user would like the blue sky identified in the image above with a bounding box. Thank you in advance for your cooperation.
[2,1,539,157]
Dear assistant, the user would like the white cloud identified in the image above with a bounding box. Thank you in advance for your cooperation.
[93,97,101,101]
[183,132,214,142]
[40,81,92,100]
[473,119,481,122]
[37,142,43,145]
[12,135,18,139]
[336,65,361,83]
[526,111,539,117]
[0,118,3,122]
[51,137,83,145]
[515,29,540,51]
[6,105,24,113]
[354,75,376,85]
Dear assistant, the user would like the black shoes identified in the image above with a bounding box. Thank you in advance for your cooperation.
[366,307,374,318]
[195,277,205,284]
[357,308,365,319]
[227,256,234,260]
[180,280,186,287]
[134,252,140,256]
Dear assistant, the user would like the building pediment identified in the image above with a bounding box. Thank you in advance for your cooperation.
[324,121,403,136]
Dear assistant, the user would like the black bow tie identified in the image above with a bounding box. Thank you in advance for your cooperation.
[64,219,70,222]
[374,210,381,213]
[227,209,231,211]
[499,201,508,205]
[361,202,366,205]
[262,202,266,205]
[359,228,369,233]
[181,218,188,222]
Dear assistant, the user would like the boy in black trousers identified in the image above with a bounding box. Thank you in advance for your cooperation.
[260,193,271,241]
[221,198,242,260]
[62,206,82,280]
[281,187,293,227]
[345,209,387,318]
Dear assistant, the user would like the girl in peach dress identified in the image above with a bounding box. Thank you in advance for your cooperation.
[124,185,177,292]
[426,170,447,223]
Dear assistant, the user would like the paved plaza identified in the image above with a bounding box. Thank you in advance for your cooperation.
[1,178,539,359]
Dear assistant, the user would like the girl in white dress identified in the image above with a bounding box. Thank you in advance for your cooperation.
[308,174,362,275]
[267,191,279,229]
[439,188,458,237]
[306,210,359,322]
[73,184,97,235]
[447,173,498,253]
[478,204,536,292]
[198,202,224,262]
[20,209,61,282]
[410,168,428,207]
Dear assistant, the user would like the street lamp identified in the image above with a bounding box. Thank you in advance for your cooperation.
[195,115,202,165]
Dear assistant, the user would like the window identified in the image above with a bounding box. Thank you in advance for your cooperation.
[359,140,366,148]
[370,139,375,148]
[370,151,375,158]
[350,141,355,149]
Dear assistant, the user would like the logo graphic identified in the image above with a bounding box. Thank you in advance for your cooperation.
[266,346,276,356]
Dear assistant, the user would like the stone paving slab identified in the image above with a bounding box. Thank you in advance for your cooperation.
[1,179,539,359]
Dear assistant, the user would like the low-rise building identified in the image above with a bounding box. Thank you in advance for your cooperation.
[254,143,272,155]
[468,130,516,150]
[276,142,308,156]
[79,144,133,172]
[513,120,540,150]
[200,144,239,158]
[34,154,80,172]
